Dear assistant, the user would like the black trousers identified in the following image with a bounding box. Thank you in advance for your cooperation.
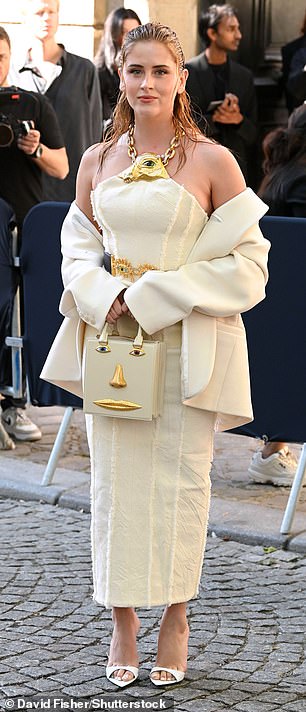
[0,197,26,411]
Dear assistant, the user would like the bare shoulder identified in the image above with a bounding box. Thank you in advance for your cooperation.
[76,143,102,222]
[192,138,241,172]
[79,143,102,175]
[191,138,246,209]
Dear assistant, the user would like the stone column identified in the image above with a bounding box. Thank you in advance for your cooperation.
[145,0,199,60]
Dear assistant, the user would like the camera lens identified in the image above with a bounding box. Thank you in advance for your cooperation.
[0,122,14,147]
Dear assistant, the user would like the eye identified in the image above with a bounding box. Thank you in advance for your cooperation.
[155,69,168,75]
[128,68,142,75]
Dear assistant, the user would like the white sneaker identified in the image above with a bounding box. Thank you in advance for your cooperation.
[248,446,303,486]
[1,407,42,442]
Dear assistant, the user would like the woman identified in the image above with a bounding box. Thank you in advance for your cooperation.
[94,7,141,131]
[42,23,270,688]
[248,104,306,485]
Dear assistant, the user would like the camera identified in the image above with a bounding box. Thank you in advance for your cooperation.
[0,114,34,148]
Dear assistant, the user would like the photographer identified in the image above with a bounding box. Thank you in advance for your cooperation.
[0,25,68,442]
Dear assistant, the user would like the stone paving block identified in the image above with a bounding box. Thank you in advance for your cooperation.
[211,689,252,705]
[27,678,70,692]
[0,686,37,697]
[179,701,229,711]
[58,681,109,697]
[0,673,28,685]
[233,682,272,694]
[206,669,250,681]
[256,690,300,704]
[234,705,280,712]
[19,666,56,678]
[51,665,105,685]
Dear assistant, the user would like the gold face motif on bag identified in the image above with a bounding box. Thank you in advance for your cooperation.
[84,323,166,420]
[94,359,142,411]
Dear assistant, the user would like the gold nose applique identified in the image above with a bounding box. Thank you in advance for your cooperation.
[109,364,127,388]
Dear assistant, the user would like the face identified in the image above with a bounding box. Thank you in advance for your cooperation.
[121,40,187,120]
[0,38,10,87]
[210,14,242,52]
[120,18,140,46]
[25,0,59,41]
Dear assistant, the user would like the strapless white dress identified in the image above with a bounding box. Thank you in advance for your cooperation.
[86,173,217,608]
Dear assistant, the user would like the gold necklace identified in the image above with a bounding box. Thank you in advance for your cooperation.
[127,124,183,166]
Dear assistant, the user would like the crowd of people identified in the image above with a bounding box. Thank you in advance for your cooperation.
[0,0,305,689]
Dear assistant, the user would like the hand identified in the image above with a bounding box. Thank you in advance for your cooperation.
[212,93,243,125]
[17,128,41,156]
[106,290,134,324]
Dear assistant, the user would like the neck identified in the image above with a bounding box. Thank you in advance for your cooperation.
[132,118,176,155]
[30,37,61,64]
[205,45,227,65]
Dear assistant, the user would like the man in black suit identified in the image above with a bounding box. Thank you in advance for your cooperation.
[186,3,257,181]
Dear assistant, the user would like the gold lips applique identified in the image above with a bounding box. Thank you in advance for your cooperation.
[119,153,169,183]
[93,399,142,411]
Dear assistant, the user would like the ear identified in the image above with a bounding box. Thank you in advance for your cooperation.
[118,68,125,91]
[177,67,188,95]
[206,27,217,44]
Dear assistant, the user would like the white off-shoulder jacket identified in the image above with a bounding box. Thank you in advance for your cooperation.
[41,187,270,431]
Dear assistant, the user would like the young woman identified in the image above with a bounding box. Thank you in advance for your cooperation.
[94,7,141,132]
[42,23,270,688]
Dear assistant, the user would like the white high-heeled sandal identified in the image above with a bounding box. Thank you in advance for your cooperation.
[150,666,185,686]
[106,664,139,688]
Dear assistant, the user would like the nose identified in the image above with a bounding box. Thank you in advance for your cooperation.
[236,29,242,39]
[140,71,154,89]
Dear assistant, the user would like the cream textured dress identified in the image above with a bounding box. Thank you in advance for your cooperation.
[87,172,217,609]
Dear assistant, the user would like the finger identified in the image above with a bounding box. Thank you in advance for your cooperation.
[109,309,119,321]
[106,314,117,324]
[112,298,124,315]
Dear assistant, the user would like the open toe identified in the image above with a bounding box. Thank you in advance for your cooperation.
[106,664,139,688]
[150,666,185,686]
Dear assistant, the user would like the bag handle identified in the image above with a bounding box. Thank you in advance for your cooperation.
[98,322,144,351]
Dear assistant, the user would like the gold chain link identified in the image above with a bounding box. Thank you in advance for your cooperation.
[127,124,183,166]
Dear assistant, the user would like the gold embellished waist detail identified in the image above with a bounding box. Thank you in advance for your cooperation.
[111,256,158,282]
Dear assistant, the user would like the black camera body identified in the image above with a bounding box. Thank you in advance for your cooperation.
[0,114,34,147]
[0,87,36,148]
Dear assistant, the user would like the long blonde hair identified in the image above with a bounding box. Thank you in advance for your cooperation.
[99,22,203,169]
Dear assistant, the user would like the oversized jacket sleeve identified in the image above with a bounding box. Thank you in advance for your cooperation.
[59,201,124,330]
[124,189,270,334]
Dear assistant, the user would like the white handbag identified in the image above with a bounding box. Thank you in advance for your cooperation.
[83,323,167,420]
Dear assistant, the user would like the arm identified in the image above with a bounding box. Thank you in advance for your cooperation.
[17,127,68,179]
[59,147,126,329]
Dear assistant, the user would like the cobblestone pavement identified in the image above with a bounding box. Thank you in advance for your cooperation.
[1,498,305,712]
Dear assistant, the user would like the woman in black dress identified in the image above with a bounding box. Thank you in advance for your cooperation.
[94,7,141,133]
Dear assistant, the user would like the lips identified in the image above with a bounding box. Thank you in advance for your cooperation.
[93,399,142,411]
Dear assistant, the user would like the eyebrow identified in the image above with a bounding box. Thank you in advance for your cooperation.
[126,63,171,68]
